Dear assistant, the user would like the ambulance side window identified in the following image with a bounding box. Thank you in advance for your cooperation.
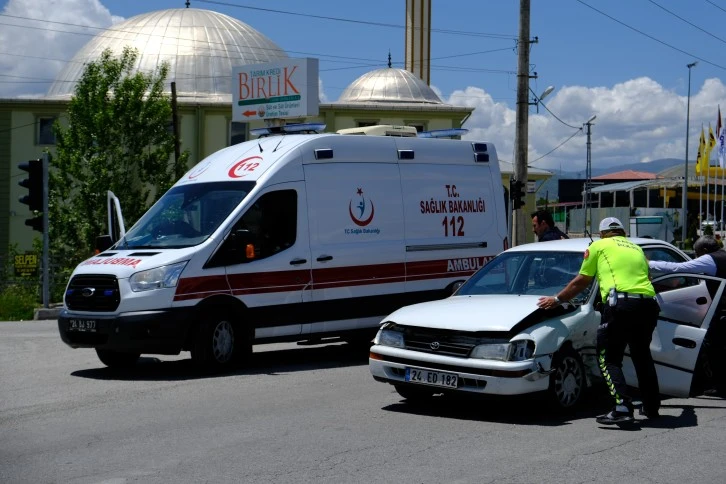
[232,190,297,262]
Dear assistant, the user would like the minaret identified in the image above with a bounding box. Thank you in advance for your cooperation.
[405,0,431,85]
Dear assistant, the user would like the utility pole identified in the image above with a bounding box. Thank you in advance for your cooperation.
[513,0,531,246]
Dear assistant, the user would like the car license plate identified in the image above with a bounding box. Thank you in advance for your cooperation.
[68,319,97,332]
[405,367,458,389]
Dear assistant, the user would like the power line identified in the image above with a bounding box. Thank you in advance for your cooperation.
[705,0,726,15]
[646,0,726,46]
[195,0,517,40]
[576,0,726,70]
[529,129,583,165]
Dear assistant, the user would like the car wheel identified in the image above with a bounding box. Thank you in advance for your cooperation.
[191,312,250,371]
[548,348,586,410]
[394,384,436,402]
[95,349,140,369]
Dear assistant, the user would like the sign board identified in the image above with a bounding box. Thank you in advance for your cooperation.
[232,58,319,122]
[527,180,536,193]
[14,252,38,277]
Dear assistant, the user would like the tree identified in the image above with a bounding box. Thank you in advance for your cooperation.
[50,47,189,263]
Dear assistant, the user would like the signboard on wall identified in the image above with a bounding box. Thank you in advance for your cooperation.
[14,252,38,277]
[232,58,319,122]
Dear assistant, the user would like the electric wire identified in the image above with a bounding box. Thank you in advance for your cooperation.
[646,0,726,45]
[576,0,726,70]
[529,129,584,165]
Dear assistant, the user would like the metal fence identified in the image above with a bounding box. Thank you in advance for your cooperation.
[0,253,70,304]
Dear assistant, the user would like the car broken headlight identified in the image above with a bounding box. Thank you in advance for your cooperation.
[470,339,535,361]
[374,322,405,349]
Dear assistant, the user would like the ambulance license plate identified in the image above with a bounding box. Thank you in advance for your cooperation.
[405,367,458,388]
[68,319,97,332]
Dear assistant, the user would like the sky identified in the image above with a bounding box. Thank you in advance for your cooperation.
[1,0,726,173]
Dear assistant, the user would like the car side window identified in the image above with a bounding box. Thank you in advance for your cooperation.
[652,275,720,328]
[643,247,688,263]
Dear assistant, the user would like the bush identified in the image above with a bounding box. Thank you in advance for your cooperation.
[0,284,38,321]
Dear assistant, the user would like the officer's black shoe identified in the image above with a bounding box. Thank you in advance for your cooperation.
[596,409,634,425]
[639,408,660,419]
[703,388,726,398]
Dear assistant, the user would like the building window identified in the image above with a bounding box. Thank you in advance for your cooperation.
[37,117,56,145]
[230,121,247,146]
[356,120,379,128]
[405,122,426,133]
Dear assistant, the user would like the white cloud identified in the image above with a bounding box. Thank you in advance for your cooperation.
[0,0,118,98]
[444,77,726,173]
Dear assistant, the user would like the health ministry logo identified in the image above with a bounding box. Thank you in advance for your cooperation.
[348,187,375,227]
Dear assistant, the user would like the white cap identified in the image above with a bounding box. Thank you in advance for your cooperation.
[599,217,624,232]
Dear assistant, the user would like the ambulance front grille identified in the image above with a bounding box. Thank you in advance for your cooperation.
[65,274,120,312]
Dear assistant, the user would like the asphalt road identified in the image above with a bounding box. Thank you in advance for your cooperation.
[2,320,726,484]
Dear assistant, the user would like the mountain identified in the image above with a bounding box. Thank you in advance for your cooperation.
[537,158,684,201]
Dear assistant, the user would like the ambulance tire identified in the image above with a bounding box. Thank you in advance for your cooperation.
[95,349,140,369]
[394,384,436,402]
[191,312,251,371]
[547,347,586,411]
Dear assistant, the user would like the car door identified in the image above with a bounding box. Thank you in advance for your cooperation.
[622,274,725,397]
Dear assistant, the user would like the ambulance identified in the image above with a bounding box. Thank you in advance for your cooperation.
[57,125,508,370]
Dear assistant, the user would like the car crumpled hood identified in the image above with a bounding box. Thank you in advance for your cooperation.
[385,295,564,332]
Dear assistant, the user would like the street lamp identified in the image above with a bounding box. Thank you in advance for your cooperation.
[682,61,698,245]
[529,85,554,112]
[584,115,597,233]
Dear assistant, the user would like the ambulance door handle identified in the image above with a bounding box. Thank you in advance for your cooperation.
[290,258,307,266]
[316,255,333,262]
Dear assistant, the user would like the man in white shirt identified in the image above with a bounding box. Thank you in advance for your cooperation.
[649,235,726,397]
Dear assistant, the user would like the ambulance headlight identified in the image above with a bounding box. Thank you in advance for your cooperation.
[470,339,535,361]
[374,322,405,348]
[129,261,188,292]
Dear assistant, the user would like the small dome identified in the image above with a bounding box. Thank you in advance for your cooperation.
[338,67,442,104]
[46,8,288,101]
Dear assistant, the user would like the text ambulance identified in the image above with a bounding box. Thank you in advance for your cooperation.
[57,129,508,370]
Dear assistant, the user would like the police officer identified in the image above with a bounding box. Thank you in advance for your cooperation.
[649,235,726,397]
[537,217,660,424]
[531,209,569,242]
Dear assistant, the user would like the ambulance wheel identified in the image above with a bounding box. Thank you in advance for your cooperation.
[95,349,140,369]
[191,313,250,370]
[394,384,436,402]
[548,348,586,411]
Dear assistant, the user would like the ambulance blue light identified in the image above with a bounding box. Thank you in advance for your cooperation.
[418,128,469,138]
[250,123,327,137]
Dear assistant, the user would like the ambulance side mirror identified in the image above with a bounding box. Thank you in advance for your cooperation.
[95,235,113,254]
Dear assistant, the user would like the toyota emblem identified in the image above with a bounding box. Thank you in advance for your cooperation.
[430,341,440,350]
[81,287,96,298]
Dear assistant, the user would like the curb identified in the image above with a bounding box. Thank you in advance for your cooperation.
[33,306,63,320]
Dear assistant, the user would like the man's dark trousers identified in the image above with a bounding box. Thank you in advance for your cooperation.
[596,296,661,414]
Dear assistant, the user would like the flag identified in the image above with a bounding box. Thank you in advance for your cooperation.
[719,126,726,169]
[706,123,717,167]
[718,106,723,141]
[696,126,706,175]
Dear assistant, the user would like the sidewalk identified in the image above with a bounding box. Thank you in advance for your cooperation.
[33,303,63,320]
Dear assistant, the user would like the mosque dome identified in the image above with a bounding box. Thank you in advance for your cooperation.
[337,67,442,104]
[46,8,288,101]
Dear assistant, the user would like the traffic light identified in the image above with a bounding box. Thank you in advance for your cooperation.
[18,158,45,232]
[510,178,526,210]
[18,158,43,212]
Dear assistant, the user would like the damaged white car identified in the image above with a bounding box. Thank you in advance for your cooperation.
[369,237,719,411]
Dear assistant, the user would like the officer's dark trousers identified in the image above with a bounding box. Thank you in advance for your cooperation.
[596,297,661,414]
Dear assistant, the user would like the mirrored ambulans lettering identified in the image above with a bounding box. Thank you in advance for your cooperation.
[446,256,493,272]
[81,257,143,268]
[420,184,487,237]
[228,156,263,178]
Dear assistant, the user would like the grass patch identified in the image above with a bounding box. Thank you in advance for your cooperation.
[0,284,38,321]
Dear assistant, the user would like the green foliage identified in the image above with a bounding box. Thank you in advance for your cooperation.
[50,46,189,265]
[0,284,37,321]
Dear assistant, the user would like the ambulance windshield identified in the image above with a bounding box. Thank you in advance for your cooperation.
[116,181,255,249]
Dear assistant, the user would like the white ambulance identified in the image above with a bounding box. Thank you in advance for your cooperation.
[57,125,508,370]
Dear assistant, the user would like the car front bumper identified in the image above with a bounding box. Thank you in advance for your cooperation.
[369,344,553,395]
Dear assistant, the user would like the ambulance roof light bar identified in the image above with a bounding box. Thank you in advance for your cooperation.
[418,128,469,139]
[250,123,327,138]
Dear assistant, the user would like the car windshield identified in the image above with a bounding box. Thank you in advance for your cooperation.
[115,181,255,249]
[456,250,594,304]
